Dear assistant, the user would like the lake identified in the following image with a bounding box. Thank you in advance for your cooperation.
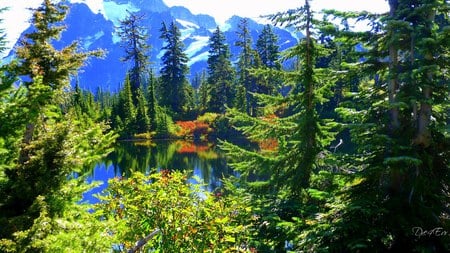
[82,140,235,203]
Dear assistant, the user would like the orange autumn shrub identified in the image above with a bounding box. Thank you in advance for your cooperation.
[175,120,211,138]
[258,138,278,151]
[175,140,209,154]
[256,114,279,151]
[175,121,196,136]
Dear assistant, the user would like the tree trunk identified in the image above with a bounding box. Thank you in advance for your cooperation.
[414,10,435,147]
[128,228,160,253]
[18,123,35,165]
[388,0,400,130]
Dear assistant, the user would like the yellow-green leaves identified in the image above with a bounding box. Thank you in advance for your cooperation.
[96,171,254,252]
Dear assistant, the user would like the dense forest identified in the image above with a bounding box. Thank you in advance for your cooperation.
[0,0,449,252]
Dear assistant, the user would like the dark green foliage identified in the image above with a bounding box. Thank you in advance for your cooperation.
[134,87,150,133]
[117,11,150,105]
[255,25,282,96]
[72,81,101,120]
[193,71,208,113]
[234,83,247,113]
[112,75,136,137]
[221,1,339,250]
[256,25,281,70]
[158,21,191,117]
[1,1,448,251]
[0,0,116,248]
[235,18,263,116]
[108,72,175,138]
[206,27,235,113]
[154,106,173,138]
[224,0,336,195]
[298,1,450,252]
[147,69,157,130]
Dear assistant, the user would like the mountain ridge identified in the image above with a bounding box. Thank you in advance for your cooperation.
[6,0,301,91]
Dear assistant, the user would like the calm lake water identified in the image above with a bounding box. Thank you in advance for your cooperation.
[83,140,235,203]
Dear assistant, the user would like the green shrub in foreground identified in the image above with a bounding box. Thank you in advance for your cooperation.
[97,171,255,252]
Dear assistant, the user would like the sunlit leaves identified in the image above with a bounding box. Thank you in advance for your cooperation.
[96,171,254,252]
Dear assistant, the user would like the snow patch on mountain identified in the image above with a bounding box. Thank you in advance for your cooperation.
[156,49,165,59]
[188,51,208,66]
[280,40,291,46]
[176,19,205,42]
[83,31,105,49]
[101,1,140,43]
[176,19,200,29]
[103,1,139,27]
[185,36,209,58]
[218,23,232,32]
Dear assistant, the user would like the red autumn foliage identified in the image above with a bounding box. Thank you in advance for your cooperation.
[258,138,278,151]
[176,141,209,154]
[257,114,279,151]
[260,113,278,124]
[175,120,211,137]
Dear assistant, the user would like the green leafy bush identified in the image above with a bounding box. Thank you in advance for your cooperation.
[96,171,255,252]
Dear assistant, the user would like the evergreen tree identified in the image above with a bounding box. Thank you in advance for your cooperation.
[10,0,102,170]
[181,78,196,118]
[135,87,150,133]
[73,79,83,110]
[72,81,101,119]
[235,18,262,116]
[159,21,190,117]
[234,83,247,113]
[190,71,202,89]
[119,75,136,137]
[0,7,7,53]
[196,71,209,113]
[0,0,115,244]
[117,11,150,105]
[256,24,281,95]
[206,27,235,113]
[147,69,157,131]
[300,1,450,251]
[256,25,281,70]
[221,1,338,250]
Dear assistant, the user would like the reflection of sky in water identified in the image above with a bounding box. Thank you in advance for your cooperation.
[82,141,232,204]
[82,163,120,204]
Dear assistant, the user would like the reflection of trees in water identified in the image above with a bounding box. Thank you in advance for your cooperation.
[93,140,232,190]
[103,142,153,176]
[199,157,231,190]
[154,141,177,169]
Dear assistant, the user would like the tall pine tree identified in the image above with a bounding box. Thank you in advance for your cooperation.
[147,69,157,131]
[256,24,281,70]
[256,24,281,95]
[135,87,150,133]
[235,18,263,116]
[301,1,450,251]
[119,75,136,137]
[159,21,190,117]
[117,11,150,105]
[0,0,115,244]
[206,26,235,113]
[221,1,338,250]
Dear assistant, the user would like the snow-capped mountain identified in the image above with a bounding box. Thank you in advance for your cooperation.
[5,0,300,91]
